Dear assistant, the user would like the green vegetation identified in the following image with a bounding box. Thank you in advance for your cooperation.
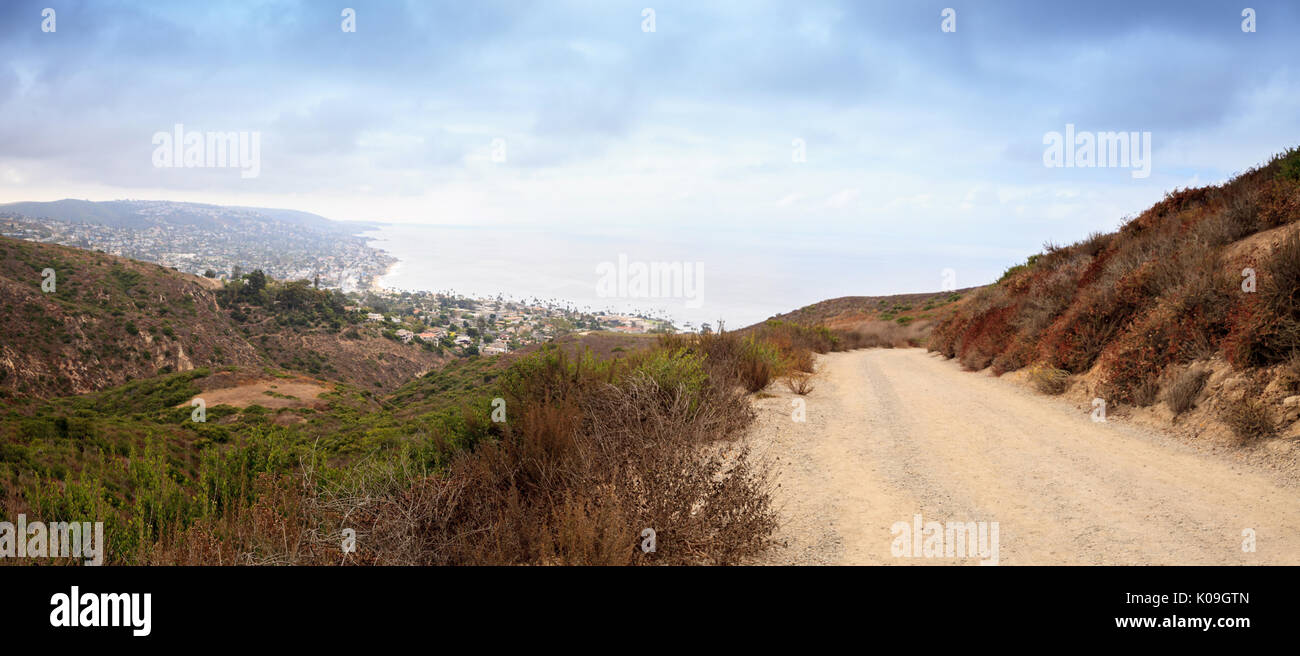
[2,325,798,564]
[219,270,357,332]
[1274,146,1300,182]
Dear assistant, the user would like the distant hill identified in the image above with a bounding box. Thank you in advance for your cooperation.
[0,199,367,234]
[230,205,381,234]
[754,288,979,332]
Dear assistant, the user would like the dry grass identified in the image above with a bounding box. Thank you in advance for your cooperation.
[786,348,816,374]
[1165,367,1210,415]
[1221,396,1275,442]
[1130,377,1161,407]
[1248,232,1300,364]
[783,373,815,395]
[737,355,775,392]
[1028,365,1071,395]
[837,320,931,350]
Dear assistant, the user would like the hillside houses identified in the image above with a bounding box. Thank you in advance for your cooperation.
[348,290,671,359]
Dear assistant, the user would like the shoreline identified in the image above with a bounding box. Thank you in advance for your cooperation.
[367,258,398,292]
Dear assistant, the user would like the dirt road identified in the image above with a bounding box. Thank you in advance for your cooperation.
[749,348,1300,565]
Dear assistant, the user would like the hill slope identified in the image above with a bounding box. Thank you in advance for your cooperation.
[764,288,978,330]
[0,236,442,398]
[931,146,1300,441]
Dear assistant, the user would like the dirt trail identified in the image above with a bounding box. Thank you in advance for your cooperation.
[750,348,1300,565]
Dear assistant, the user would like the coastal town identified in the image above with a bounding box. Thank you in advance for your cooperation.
[350,289,672,356]
[1,201,677,358]
[0,201,393,291]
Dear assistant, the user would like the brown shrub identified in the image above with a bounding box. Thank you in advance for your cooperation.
[991,345,1031,375]
[1195,189,1261,247]
[1028,365,1070,395]
[1041,287,1128,373]
[1165,367,1210,415]
[835,319,933,350]
[1078,231,1113,257]
[1221,396,1275,442]
[1247,232,1300,364]
[1279,351,1300,393]
[783,373,815,395]
[1130,377,1161,407]
[1096,306,1177,405]
[737,351,775,392]
[325,348,774,565]
[786,347,816,374]
[960,349,993,371]
[927,147,1297,394]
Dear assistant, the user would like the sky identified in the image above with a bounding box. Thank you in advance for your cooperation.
[2,0,1298,303]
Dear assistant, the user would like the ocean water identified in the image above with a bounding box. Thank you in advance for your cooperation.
[362,223,980,329]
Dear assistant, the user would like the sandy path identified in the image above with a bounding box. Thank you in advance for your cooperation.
[750,348,1300,565]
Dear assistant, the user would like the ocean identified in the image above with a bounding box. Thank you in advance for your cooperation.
[362,223,976,329]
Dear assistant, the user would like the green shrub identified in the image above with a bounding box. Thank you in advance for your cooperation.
[1275,147,1300,182]
[628,348,707,403]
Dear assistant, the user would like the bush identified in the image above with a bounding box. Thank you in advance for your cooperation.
[839,320,930,350]
[1249,233,1300,364]
[1196,191,1260,246]
[1221,397,1274,441]
[626,347,708,411]
[737,350,775,392]
[1028,365,1070,395]
[1165,367,1210,415]
[786,348,816,374]
[1275,147,1300,183]
[1130,377,1161,407]
[783,373,815,395]
[324,341,772,565]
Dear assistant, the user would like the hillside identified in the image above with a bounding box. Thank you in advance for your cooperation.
[1,319,806,564]
[747,287,977,349]
[931,146,1300,442]
[0,236,442,399]
[0,236,262,397]
[765,288,978,329]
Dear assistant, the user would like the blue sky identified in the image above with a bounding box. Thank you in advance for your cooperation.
[2,0,1298,297]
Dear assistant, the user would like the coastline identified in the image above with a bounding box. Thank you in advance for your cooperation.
[369,258,398,292]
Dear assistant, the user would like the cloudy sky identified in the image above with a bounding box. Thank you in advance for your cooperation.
[2,0,1298,298]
